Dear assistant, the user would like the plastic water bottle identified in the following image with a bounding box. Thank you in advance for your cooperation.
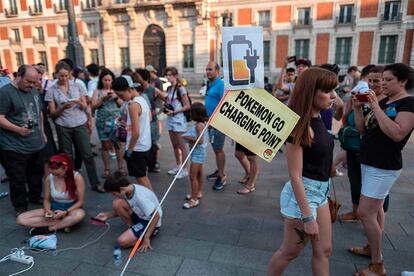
[113,245,122,266]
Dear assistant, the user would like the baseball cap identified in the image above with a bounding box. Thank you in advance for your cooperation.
[145,65,157,73]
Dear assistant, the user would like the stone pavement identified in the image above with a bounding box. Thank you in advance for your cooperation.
[0,120,413,276]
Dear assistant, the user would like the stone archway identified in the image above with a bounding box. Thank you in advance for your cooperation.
[143,24,166,75]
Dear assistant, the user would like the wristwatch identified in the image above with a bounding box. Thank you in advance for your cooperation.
[301,215,315,223]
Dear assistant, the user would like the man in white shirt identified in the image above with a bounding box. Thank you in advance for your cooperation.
[95,172,162,251]
[112,76,153,190]
[86,63,100,99]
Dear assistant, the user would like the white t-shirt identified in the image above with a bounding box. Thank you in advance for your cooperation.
[126,184,162,227]
[87,77,98,98]
[126,95,152,152]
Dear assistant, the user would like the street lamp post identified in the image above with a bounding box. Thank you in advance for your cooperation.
[66,0,85,67]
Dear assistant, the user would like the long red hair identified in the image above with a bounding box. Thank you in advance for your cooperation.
[288,68,338,147]
[49,153,76,199]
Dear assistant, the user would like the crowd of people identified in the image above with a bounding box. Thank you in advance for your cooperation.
[0,56,413,276]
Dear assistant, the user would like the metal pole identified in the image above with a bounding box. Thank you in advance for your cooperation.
[66,0,85,67]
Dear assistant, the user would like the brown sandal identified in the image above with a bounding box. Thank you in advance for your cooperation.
[237,185,256,194]
[102,169,111,178]
[354,260,386,276]
[349,244,371,258]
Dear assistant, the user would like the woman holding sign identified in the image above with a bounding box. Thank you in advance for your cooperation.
[267,68,337,276]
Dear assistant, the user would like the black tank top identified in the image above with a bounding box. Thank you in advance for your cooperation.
[302,117,334,181]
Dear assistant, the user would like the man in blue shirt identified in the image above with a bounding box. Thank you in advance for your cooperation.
[205,62,227,190]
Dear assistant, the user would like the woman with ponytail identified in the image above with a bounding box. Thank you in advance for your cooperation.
[16,153,86,235]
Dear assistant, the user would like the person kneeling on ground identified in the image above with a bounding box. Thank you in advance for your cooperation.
[94,172,162,251]
[16,153,86,235]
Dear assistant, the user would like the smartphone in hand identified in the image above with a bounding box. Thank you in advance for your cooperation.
[89,217,106,226]
[355,93,369,103]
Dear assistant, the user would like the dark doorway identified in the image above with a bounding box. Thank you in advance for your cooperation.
[143,24,166,76]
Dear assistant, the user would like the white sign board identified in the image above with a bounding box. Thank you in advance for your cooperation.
[222,27,264,91]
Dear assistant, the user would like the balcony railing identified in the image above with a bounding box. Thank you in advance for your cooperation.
[81,0,102,10]
[9,38,21,45]
[29,4,43,15]
[380,12,403,23]
[53,1,67,13]
[292,18,312,31]
[83,33,98,40]
[334,15,356,30]
[58,35,68,43]
[32,36,45,44]
[4,7,18,17]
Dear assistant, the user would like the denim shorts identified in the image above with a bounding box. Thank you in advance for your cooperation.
[166,118,187,132]
[280,177,330,219]
[361,164,401,199]
[51,200,75,211]
[209,127,226,151]
[191,146,206,164]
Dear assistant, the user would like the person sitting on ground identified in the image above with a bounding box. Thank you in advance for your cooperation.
[16,153,86,235]
[94,171,162,251]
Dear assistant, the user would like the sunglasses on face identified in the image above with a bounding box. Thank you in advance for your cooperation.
[48,160,68,169]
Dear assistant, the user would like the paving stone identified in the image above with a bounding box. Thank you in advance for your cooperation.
[237,229,280,252]
[175,259,236,276]
[176,222,240,245]
[150,234,214,261]
[70,262,143,276]
[209,244,272,270]
[126,251,183,276]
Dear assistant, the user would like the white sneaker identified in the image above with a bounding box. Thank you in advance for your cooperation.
[176,169,189,179]
[335,169,344,177]
[168,167,180,175]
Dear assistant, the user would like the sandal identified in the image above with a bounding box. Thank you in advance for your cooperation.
[102,169,111,178]
[185,194,203,200]
[237,185,256,195]
[238,176,249,184]
[339,211,360,223]
[183,199,199,209]
[349,244,371,258]
[118,167,128,176]
[92,186,106,193]
[354,260,386,276]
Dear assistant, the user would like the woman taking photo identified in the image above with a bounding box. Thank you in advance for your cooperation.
[16,154,85,235]
[163,67,191,179]
[352,63,414,276]
[267,68,337,276]
[91,69,125,178]
[45,62,103,192]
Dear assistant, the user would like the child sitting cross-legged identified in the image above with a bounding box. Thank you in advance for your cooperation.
[94,172,162,251]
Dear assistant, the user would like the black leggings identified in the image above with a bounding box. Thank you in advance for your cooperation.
[346,150,389,212]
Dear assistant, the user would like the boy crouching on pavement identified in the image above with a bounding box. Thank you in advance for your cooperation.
[95,171,162,251]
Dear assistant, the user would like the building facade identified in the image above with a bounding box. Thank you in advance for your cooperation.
[0,0,413,86]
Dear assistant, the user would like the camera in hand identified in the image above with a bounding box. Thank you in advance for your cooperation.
[27,119,34,129]
[163,104,174,114]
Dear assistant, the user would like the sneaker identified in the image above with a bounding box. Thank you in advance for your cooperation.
[153,161,161,173]
[206,170,219,180]
[335,169,344,177]
[176,169,189,179]
[168,167,180,175]
[29,226,52,236]
[109,151,116,160]
[213,176,227,191]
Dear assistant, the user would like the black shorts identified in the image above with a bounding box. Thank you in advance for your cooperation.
[235,143,255,156]
[130,213,160,239]
[126,151,149,178]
